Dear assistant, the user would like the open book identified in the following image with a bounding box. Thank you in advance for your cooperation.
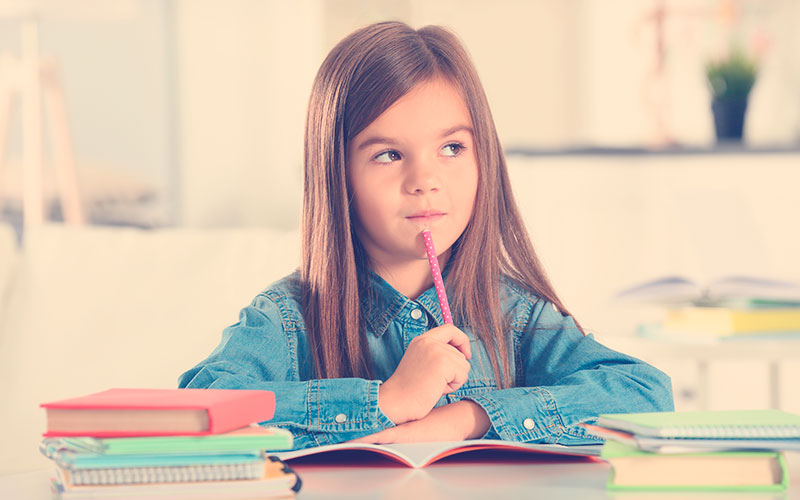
[615,275,800,307]
[273,439,601,468]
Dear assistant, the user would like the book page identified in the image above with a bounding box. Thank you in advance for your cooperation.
[614,276,701,304]
[276,440,602,468]
[709,276,800,302]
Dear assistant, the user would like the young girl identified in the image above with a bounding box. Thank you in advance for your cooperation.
[179,21,673,448]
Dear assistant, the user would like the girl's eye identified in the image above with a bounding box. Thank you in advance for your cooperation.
[441,143,466,157]
[374,150,401,163]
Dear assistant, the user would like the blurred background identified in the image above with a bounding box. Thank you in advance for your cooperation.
[1,0,800,475]
[0,0,798,229]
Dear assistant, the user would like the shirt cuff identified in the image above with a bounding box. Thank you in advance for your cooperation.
[465,387,565,443]
[466,387,605,444]
[305,378,395,434]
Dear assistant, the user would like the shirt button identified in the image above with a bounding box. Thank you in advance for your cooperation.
[335,413,347,424]
[410,308,423,320]
[523,418,536,430]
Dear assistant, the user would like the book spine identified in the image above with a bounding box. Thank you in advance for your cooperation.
[206,391,276,434]
[67,462,265,485]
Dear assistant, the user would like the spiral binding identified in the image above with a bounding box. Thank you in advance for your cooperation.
[69,462,264,486]
[660,424,800,440]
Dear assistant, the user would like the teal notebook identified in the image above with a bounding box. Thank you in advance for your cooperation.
[602,440,788,492]
[596,409,800,439]
[45,449,263,469]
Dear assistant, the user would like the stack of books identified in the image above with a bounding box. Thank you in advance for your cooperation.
[616,275,800,341]
[584,409,800,492]
[40,388,300,499]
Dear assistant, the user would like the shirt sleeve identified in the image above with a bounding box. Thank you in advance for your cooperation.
[177,295,395,449]
[464,299,674,444]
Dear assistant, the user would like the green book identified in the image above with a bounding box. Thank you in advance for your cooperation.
[42,425,293,456]
[602,440,788,492]
[596,409,800,439]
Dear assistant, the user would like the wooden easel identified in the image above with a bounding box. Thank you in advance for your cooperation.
[0,18,84,227]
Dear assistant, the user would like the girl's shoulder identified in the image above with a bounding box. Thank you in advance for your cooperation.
[499,275,549,328]
[499,274,543,306]
[259,269,303,299]
[499,276,576,333]
[250,269,305,323]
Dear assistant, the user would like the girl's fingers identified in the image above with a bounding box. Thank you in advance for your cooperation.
[426,325,472,359]
[441,348,471,394]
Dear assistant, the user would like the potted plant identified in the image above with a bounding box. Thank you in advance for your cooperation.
[705,45,757,142]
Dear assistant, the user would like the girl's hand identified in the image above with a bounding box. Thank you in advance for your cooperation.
[378,324,472,425]
[351,400,491,444]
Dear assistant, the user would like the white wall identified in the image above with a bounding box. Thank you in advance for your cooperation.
[173,0,320,228]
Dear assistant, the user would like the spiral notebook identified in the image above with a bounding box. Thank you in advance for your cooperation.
[595,410,800,440]
[47,449,267,485]
[63,459,267,485]
[53,456,301,497]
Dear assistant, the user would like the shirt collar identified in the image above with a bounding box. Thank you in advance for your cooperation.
[364,271,410,338]
[363,264,452,338]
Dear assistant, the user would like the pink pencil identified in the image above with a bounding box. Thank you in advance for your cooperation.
[421,229,453,324]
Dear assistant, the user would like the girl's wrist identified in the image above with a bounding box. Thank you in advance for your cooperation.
[456,399,492,439]
[377,381,406,425]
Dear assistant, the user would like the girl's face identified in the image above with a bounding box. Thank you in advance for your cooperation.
[347,78,479,268]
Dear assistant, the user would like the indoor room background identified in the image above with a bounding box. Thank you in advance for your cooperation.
[0,0,799,475]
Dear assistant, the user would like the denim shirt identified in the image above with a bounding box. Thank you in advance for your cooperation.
[178,271,674,449]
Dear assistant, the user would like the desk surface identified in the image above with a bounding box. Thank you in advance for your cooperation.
[2,450,798,499]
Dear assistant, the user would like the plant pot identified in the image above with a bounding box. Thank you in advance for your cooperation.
[711,96,749,142]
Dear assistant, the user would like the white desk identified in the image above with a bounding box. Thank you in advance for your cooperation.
[2,451,799,499]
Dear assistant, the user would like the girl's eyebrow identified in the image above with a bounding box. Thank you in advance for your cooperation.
[356,136,399,151]
[439,124,474,138]
[355,124,473,151]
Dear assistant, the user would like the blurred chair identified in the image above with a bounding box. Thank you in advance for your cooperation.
[0,12,84,226]
[0,1,139,228]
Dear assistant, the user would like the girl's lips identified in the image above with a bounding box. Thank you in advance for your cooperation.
[406,213,446,223]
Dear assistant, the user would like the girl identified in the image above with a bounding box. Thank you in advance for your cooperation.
[179,21,673,448]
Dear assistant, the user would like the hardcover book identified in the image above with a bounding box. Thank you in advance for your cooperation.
[663,306,800,336]
[602,441,787,492]
[41,388,276,437]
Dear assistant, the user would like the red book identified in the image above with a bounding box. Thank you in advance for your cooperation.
[41,388,276,437]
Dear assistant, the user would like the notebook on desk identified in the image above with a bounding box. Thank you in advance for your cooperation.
[595,409,800,440]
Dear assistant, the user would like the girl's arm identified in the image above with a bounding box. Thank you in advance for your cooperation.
[460,298,675,445]
[177,294,395,450]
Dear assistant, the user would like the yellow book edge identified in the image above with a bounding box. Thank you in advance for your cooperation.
[604,444,789,492]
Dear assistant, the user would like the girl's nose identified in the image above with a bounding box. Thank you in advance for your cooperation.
[402,161,440,194]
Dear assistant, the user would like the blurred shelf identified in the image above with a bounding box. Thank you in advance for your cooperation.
[600,334,800,361]
[505,144,800,157]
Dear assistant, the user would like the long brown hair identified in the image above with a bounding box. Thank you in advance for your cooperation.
[302,21,578,388]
